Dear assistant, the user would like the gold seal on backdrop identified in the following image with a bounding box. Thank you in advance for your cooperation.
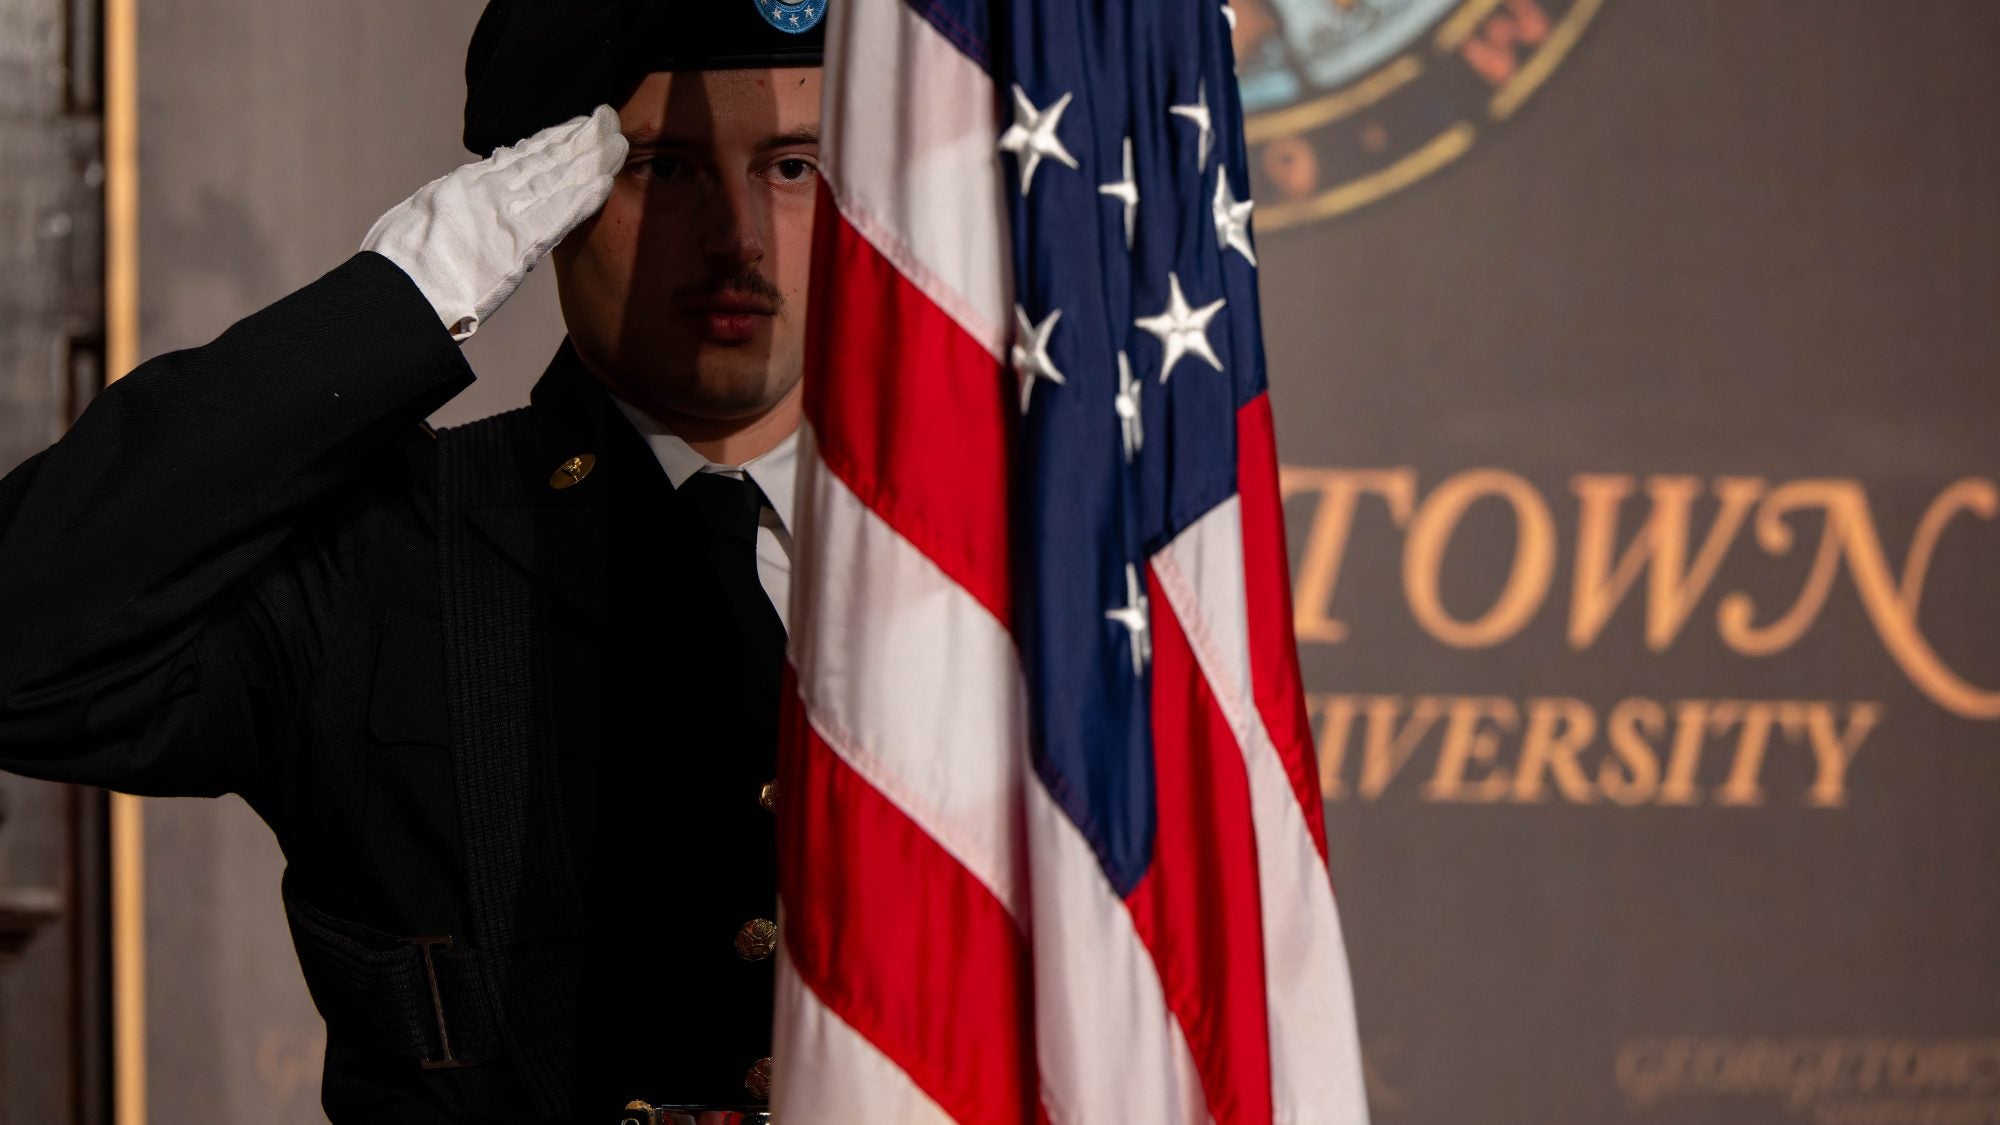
[1234,0,1607,229]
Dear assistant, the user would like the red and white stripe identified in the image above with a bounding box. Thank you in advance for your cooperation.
[775,2,1369,1122]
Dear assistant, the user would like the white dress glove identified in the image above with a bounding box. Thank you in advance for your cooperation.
[362,105,628,341]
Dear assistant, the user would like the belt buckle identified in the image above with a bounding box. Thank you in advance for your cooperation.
[398,934,476,1069]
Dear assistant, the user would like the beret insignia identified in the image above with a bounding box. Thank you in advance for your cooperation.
[754,0,826,35]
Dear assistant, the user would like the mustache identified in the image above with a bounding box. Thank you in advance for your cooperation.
[677,266,785,311]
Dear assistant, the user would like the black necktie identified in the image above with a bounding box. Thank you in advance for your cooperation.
[676,472,786,677]
[678,470,763,548]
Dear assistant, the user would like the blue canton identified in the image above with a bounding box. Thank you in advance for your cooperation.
[985,1,1268,894]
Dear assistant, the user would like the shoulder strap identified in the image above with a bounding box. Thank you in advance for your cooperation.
[435,407,581,1116]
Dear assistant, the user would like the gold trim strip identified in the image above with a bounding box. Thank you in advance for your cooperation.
[1490,0,1606,121]
[1243,53,1424,145]
[103,0,146,1119]
[105,0,138,382]
[1259,121,1477,230]
[1434,0,1510,52]
[110,795,145,1125]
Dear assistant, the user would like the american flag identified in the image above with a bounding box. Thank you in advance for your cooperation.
[773,0,1369,1121]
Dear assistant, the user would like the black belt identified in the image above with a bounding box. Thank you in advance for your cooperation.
[282,879,496,1069]
[619,1105,771,1125]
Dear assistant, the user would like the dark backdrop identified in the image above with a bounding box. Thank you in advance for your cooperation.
[1249,2,2000,1122]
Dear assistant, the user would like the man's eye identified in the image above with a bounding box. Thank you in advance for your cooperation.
[636,155,683,180]
[771,158,817,184]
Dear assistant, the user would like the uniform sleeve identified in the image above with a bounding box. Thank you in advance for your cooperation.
[0,252,474,797]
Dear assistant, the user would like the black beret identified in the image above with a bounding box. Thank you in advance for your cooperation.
[463,0,828,157]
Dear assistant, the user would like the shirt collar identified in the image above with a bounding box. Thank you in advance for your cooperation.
[607,393,799,536]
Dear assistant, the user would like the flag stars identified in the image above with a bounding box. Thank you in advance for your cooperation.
[999,85,1081,197]
[1105,562,1152,675]
[1012,304,1068,414]
[1113,351,1142,462]
[1213,170,1257,266]
[1135,272,1227,383]
[1170,80,1214,171]
[1098,136,1140,249]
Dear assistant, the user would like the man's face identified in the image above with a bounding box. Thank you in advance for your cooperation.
[553,67,823,422]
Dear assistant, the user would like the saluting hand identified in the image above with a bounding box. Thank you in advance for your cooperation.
[362,105,628,341]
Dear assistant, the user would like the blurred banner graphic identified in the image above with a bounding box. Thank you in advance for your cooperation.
[1242,2,2000,1123]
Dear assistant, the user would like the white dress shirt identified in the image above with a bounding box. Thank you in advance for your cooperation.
[608,396,798,634]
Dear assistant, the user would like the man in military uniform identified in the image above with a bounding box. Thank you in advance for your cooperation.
[0,1,826,1119]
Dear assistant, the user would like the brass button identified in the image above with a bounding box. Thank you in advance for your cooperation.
[549,453,596,489]
[734,917,778,960]
[744,1056,773,1100]
[758,780,776,812]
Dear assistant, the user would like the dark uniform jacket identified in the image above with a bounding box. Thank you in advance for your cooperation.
[0,252,785,1122]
